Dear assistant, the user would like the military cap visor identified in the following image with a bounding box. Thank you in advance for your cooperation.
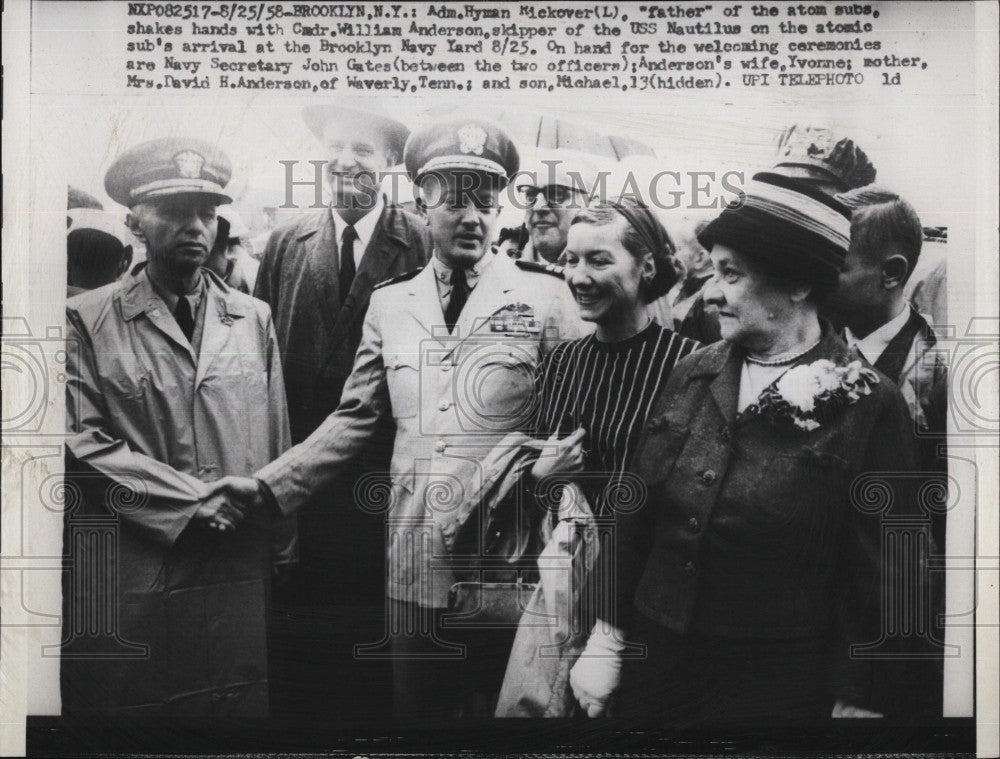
[105,137,233,208]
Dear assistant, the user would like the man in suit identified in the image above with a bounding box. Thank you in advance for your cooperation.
[209,119,589,719]
[515,149,605,264]
[827,186,948,520]
[253,103,431,719]
[827,185,948,717]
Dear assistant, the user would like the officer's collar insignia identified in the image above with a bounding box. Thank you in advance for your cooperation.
[174,150,205,179]
[458,125,487,156]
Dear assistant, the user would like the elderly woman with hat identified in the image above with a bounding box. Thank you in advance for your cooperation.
[568,176,922,723]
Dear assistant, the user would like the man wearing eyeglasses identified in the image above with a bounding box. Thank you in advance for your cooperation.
[516,149,607,264]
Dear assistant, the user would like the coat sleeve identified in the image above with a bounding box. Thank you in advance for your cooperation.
[261,308,299,567]
[65,306,207,547]
[831,386,923,713]
[255,292,390,516]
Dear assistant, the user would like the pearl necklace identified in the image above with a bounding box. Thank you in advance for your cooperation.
[744,337,822,367]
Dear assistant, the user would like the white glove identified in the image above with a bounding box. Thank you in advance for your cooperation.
[569,620,626,717]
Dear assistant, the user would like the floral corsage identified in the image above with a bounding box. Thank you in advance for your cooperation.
[743,359,880,431]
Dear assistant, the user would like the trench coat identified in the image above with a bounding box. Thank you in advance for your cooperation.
[619,325,926,716]
[257,253,590,608]
[62,266,291,716]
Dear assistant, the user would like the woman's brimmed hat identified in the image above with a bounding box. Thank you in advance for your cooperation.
[698,174,851,293]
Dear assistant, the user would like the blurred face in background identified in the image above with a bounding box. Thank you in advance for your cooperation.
[520,182,586,263]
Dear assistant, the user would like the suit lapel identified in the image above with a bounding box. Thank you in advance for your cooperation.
[303,210,341,338]
[330,206,405,341]
[874,308,927,383]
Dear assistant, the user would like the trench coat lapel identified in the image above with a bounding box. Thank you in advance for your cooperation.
[195,275,248,387]
[121,268,196,364]
[303,210,341,338]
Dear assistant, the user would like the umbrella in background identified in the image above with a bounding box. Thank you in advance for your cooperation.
[428,105,656,162]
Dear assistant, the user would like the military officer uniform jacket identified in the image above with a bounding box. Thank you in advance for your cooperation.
[257,252,589,608]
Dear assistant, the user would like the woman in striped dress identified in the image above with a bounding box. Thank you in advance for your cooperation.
[524,199,699,715]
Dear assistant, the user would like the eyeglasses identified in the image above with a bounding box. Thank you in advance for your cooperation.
[515,184,586,208]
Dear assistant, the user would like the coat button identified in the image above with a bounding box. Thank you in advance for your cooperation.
[718,425,731,442]
[699,469,717,485]
[434,440,447,454]
[441,361,452,372]
[688,516,700,532]
[648,415,666,431]
[684,560,696,576]
[438,400,451,411]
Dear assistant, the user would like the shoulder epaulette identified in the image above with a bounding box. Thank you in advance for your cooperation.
[373,267,424,290]
[515,259,566,278]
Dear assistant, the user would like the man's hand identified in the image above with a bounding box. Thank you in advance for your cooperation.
[531,427,587,482]
[198,476,266,532]
[193,490,248,533]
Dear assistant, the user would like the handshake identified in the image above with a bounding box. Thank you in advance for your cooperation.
[194,476,270,533]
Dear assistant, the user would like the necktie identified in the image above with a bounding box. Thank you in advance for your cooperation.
[444,267,470,333]
[340,225,358,302]
[174,296,195,342]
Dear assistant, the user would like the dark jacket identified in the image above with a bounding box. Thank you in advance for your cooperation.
[622,326,926,712]
[254,201,431,443]
[872,307,948,470]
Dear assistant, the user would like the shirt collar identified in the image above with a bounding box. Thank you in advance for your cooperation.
[845,303,912,365]
[330,194,385,255]
[146,267,206,314]
[430,249,493,289]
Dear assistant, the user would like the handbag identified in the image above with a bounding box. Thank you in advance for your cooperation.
[447,444,552,625]
[495,483,600,717]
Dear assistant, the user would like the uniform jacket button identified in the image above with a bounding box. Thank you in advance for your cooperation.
[684,560,697,576]
[688,516,700,532]
[438,400,451,411]
[699,469,717,485]
[434,440,447,453]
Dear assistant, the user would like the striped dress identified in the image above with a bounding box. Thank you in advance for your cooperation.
[533,321,700,516]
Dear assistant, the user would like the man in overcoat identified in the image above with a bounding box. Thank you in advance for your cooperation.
[210,119,589,719]
[253,103,431,718]
[62,137,292,715]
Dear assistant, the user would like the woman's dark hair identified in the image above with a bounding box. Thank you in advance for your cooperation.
[570,199,678,303]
